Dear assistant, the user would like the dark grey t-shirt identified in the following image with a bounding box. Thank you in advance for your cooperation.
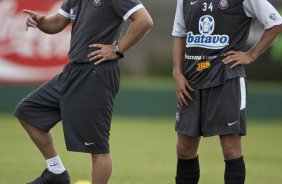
[59,0,143,63]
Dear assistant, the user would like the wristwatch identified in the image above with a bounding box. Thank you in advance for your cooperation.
[112,41,124,59]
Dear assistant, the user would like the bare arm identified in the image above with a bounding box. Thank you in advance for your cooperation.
[24,9,70,34]
[118,8,153,54]
[88,7,153,65]
[173,37,185,77]
[223,24,282,68]
[173,37,193,106]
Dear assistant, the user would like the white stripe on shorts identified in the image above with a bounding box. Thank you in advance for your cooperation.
[240,77,246,110]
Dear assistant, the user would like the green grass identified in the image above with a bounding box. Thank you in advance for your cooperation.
[0,114,282,184]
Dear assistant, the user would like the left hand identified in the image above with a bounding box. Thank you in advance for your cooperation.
[223,51,255,69]
[88,44,119,65]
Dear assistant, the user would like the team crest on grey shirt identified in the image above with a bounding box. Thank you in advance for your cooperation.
[93,0,103,7]
[218,0,229,10]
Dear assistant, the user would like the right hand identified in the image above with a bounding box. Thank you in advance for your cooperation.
[173,72,194,107]
[23,9,46,31]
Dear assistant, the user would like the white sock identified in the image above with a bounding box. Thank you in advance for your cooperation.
[46,155,66,174]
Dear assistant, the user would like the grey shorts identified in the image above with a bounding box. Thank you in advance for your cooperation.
[175,77,247,137]
[14,61,120,153]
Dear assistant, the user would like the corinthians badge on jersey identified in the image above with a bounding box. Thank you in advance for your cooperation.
[218,0,229,10]
[93,0,103,7]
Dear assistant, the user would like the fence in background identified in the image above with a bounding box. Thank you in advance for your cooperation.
[1,83,281,120]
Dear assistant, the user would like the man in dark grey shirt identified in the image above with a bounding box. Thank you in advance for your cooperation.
[14,0,153,183]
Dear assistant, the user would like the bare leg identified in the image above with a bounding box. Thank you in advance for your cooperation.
[19,119,57,159]
[177,133,200,159]
[220,134,242,160]
[91,153,112,184]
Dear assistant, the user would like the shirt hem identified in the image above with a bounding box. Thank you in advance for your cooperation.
[172,32,187,37]
[191,75,246,90]
[14,112,51,132]
[66,146,110,154]
[264,21,282,30]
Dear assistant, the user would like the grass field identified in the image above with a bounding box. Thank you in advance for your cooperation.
[0,114,282,184]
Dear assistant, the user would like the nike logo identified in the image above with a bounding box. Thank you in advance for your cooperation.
[50,163,59,167]
[191,1,199,5]
[228,121,238,126]
[85,142,95,146]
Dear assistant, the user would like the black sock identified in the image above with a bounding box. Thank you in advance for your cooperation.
[175,156,200,184]
[224,156,246,184]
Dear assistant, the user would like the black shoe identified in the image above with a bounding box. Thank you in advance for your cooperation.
[27,169,70,184]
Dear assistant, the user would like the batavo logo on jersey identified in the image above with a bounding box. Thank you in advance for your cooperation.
[197,61,211,71]
[0,0,70,84]
[186,15,229,49]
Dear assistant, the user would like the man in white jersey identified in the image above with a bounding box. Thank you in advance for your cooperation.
[15,0,153,183]
[172,0,282,183]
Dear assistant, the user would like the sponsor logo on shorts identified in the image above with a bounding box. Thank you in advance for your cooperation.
[197,61,211,71]
[228,121,238,126]
[85,142,96,146]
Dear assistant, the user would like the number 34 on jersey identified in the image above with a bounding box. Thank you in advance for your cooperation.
[191,0,230,12]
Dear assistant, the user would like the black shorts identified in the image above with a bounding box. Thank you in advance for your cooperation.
[14,61,120,153]
[175,77,247,137]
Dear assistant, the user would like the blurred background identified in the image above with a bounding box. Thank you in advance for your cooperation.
[0,0,281,118]
[0,0,281,184]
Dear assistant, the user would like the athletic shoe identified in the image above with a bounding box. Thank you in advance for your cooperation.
[26,169,70,184]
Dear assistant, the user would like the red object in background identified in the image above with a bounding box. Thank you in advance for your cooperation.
[0,0,70,84]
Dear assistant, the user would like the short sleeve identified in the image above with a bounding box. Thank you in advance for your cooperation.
[59,0,71,18]
[243,0,282,29]
[172,0,186,37]
[112,0,144,21]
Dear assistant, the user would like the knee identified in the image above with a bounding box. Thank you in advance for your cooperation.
[176,140,198,159]
[91,153,112,166]
[221,141,242,160]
